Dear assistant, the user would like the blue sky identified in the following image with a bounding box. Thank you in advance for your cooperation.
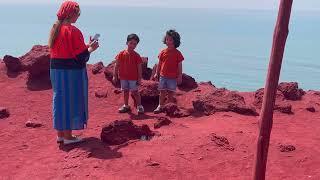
[0,0,319,10]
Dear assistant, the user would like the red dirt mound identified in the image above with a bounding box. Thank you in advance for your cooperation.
[100,120,154,145]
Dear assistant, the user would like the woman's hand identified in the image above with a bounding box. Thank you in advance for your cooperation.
[88,36,99,53]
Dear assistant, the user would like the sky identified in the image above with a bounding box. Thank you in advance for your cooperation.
[0,0,319,10]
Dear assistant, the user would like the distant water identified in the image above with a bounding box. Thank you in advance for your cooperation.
[0,4,319,91]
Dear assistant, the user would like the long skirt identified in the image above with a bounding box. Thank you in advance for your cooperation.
[50,68,88,131]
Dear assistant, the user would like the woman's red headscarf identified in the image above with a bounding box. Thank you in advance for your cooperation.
[57,1,79,20]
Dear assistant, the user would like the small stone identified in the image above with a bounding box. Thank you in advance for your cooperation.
[306,106,316,112]
[306,102,316,112]
[113,89,122,94]
[279,144,296,152]
[25,119,42,128]
[92,62,104,74]
[95,90,108,98]
[154,117,172,129]
[198,157,203,160]
[146,161,160,166]
[0,107,10,119]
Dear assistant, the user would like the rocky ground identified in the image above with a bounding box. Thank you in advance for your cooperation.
[0,45,319,179]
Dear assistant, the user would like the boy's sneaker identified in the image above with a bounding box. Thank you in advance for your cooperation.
[118,105,131,113]
[153,105,163,114]
[137,105,145,114]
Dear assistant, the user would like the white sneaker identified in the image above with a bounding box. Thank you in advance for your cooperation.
[137,105,145,114]
[153,105,163,114]
[63,136,83,145]
[118,105,131,113]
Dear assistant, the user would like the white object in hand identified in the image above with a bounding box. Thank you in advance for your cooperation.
[92,33,100,41]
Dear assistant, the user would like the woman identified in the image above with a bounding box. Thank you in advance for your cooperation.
[49,1,99,145]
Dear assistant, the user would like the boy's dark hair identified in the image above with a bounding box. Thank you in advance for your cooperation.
[163,29,181,48]
[127,33,140,43]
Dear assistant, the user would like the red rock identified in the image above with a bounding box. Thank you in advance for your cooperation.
[210,133,234,151]
[103,60,116,82]
[162,103,191,118]
[138,80,159,109]
[279,144,296,152]
[100,120,154,145]
[19,45,51,90]
[253,88,285,109]
[253,88,293,114]
[275,103,293,114]
[150,64,158,81]
[0,107,10,119]
[312,91,320,96]
[141,57,153,80]
[278,82,305,101]
[3,55,21,72]
[199,81,215,87]
[92,62,104,74]
[154,117,172,129]
[103,61,120,88]
[20,45,50,76]
[95,90,108,98]
[193,88,258,116]
[178,73,198,90]
[306,102,316,112]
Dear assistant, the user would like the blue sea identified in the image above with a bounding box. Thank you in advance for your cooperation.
[0,4,319,91]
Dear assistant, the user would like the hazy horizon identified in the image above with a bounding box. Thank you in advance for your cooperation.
[0,0,319,11]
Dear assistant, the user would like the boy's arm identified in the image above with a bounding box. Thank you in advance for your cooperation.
[177,62,183,85]
[137,63,142,84]
[154,59,161,79]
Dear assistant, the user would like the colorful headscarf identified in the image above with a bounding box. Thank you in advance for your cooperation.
[57,1,79,21]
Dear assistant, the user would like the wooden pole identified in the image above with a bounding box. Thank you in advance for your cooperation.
[253,1,293,180]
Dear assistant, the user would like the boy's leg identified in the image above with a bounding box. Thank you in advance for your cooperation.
[124,90,130,106]
[159,90,167,106]
[154,90,166,114]
[132,90,144,114]
[166,77,177,103]
[167,91,175,103]
[132,91,141,106]
[120,80,130,108]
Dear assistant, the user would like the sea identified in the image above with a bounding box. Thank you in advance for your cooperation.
[0,4,319,91]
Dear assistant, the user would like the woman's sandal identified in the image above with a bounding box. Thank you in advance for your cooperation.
[63,136,83,145]
[57,137,64,144]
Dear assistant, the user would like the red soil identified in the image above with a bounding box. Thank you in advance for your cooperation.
[0,59,320,179]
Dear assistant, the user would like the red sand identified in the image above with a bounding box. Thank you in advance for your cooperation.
[0,61,319,180]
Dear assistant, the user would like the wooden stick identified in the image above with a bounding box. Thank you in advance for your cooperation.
[253,1,293,180]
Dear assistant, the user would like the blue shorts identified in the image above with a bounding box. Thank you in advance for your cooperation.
[120,80,138,91]
[158,76,177,92]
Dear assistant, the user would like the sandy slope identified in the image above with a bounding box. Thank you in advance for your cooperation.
[0,62,319,180]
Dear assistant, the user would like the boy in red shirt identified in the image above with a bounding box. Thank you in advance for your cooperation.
[153,30,184,113]
[113,34,144,114]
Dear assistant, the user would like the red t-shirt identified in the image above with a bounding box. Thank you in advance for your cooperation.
[158,48,184,78]
[50,24,87,59]
[115,50,142,80]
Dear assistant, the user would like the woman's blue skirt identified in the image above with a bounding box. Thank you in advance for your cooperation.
[50,68,88,131]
